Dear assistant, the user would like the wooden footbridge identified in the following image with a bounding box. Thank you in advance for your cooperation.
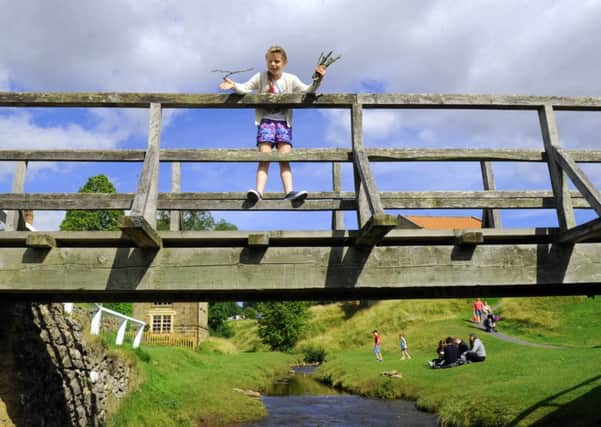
[1,92,601,301]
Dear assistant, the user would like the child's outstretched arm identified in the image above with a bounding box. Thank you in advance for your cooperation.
[218,73,261,94]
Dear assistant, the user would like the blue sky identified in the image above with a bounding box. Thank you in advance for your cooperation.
[1,1,600,231]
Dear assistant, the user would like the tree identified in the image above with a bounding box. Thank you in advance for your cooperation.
[208,302,241,338]
[256,302,310,351]
[60,175,123,231]
[59,175,130,314]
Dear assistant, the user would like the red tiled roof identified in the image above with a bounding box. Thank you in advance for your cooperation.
[404,216,482,229]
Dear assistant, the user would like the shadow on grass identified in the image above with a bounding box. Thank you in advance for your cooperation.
[509,375,601,426]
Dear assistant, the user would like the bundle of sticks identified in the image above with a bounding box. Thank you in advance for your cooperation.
[313,51,341,80]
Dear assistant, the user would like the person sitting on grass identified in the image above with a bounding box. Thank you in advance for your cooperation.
[465,333,486,363]
[430,337,459,369]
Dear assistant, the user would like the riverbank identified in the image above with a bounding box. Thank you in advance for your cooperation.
[106,346,295,426]
[313,323,601,426]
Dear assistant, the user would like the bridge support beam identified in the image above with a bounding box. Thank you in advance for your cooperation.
[1,243,600,301]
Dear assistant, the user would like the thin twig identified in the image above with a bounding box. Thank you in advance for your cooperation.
[211,67,254,80]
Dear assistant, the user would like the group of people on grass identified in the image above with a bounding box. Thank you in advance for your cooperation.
[473,298,498,333]
[428,333,486,369]
[371,330,486,368]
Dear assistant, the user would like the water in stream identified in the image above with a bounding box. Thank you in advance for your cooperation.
[246,366,438,426]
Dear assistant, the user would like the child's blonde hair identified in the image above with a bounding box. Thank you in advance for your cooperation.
[265,45,288,62]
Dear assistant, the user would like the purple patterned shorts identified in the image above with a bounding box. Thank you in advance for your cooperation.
[256,119,293,147]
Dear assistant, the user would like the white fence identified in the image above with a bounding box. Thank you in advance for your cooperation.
[90,304,146,349]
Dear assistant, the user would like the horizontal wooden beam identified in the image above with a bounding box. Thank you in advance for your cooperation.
[0,190,592,211]
[0,92,356,108]
[0,227,568,248]
[2,148,601,163]
[2,92,601,110]
[559,217,601,243]
[357,93,601,111]
[1,243,600,301]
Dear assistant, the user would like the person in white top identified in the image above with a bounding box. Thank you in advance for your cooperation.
[465,333,487,363]
[219,45,327,202]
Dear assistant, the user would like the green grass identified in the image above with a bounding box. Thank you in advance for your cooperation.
[292,298,601,426]
[314,318,601,426]
[106,346,294,427]
[499,296,601,347]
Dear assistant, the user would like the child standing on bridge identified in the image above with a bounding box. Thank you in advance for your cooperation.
[219,45,327,203]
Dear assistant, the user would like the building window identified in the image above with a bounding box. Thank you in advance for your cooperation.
[152,315,173,333]
[153,302,172,306]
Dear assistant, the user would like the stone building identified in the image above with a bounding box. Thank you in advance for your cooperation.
[132,302,208,345]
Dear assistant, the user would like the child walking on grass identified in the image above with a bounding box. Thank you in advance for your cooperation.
[219,45,327,202]
[373,330,383,362]
[400,332,412,360]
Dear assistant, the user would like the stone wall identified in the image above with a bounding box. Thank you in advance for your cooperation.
[0,303,134,427]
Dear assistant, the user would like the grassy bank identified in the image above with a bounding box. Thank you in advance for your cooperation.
[313,317,601,426]
[106,342,294,427]
[270,297,600,426]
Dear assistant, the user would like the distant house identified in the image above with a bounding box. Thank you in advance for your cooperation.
[132,302,208,347]
[397,215,482,229]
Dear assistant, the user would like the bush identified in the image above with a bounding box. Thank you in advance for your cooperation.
[301,344,328,364]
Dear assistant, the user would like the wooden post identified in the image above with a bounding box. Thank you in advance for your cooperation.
[5,161,27,231]
[538,104,575,231]
[480,161,501,228]
[351,104,397,245]
[170,162,181,232]
[119,103,162,248]
[331,162,345,230]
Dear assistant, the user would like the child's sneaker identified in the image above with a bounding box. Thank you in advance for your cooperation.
[284,190,308,201]
[247,189,262,203]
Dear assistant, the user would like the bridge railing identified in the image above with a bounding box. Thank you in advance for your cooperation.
[90,304,146,349]
[1,92,601,246]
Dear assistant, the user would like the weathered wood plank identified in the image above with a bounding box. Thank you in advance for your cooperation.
[480,161,501,228]
[248,233,270,247]
[0,228,568,248]
[118,215,162,249]
[0,92,356,108]
[170,162,181,232]
[559,217,601,243]
[2,148,601,163]
[0,190,594,210]
[539,104,576,230]
[354,214,398,247]
[26,233,56,248]
[1,243,600,301]
[455,230,484,246]
[331,162,345,230]
[553,147,601,216]
[5,161,27,231]
[352,104,385,221]
[131,102,161,225]
[358,93,601,110]
[2,92,601,110]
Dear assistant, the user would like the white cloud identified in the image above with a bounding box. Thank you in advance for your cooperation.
[30,210,66,231]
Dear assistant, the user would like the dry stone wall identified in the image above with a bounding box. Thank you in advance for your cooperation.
[0,303,133,426]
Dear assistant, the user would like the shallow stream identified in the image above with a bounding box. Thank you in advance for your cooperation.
[245,366,438,426]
